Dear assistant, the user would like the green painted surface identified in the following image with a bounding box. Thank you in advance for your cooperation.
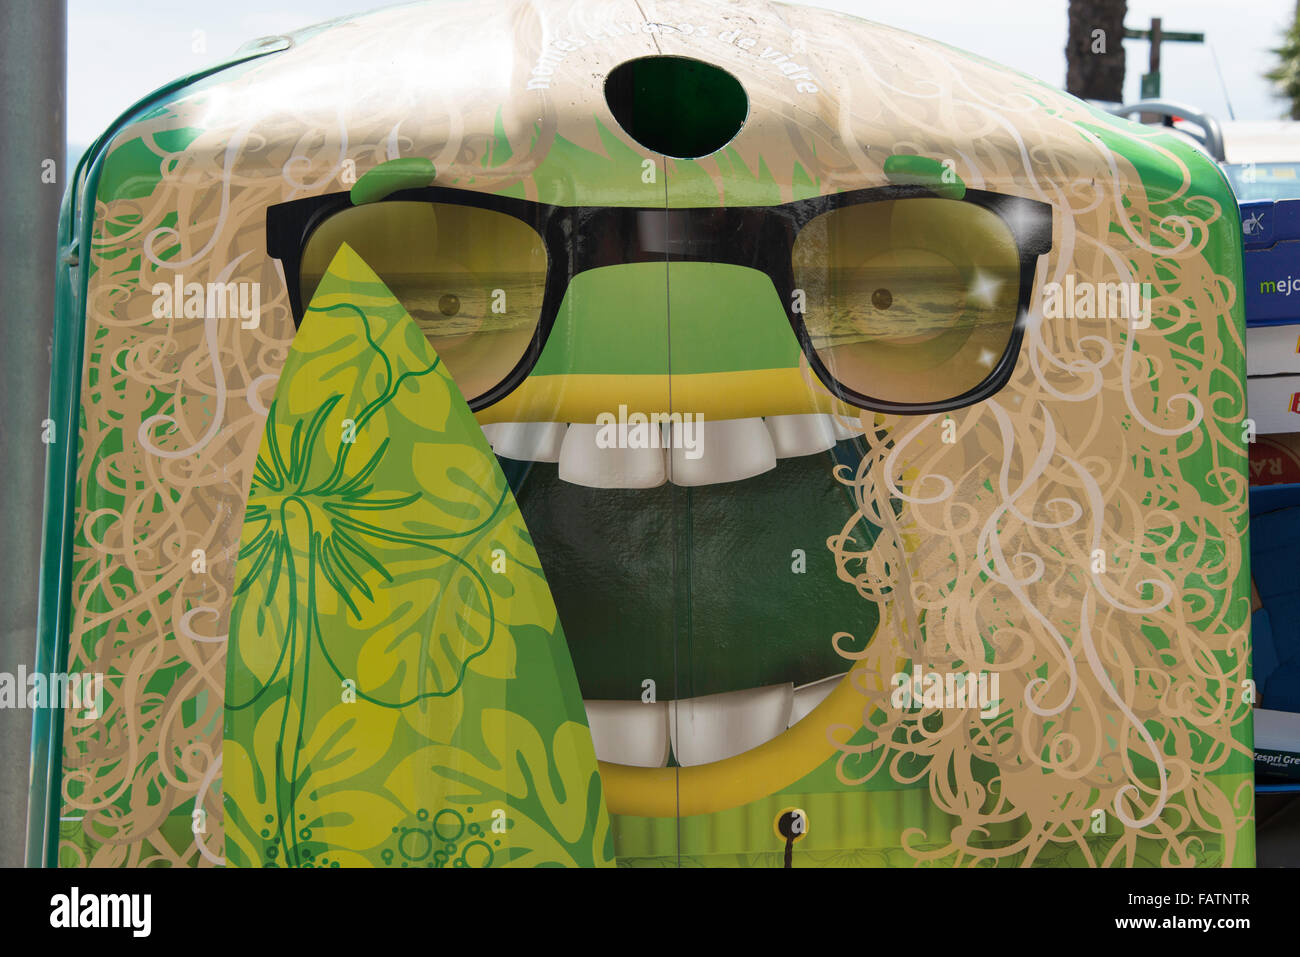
[224,244,611,867]
[530,261,800,377]
[884,153,967,199]
[350,157,437,205]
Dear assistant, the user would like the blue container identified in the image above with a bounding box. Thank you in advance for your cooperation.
[1244,199,1300,325]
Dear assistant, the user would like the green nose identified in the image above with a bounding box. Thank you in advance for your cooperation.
[530,261,802,378]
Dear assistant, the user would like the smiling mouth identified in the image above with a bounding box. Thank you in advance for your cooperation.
[477,413,882,769]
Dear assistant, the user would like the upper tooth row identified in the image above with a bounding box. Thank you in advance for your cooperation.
[480,414,860,489]
[480,421,568,462]
[583,674,845,768]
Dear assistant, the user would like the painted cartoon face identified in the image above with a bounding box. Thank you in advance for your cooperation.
[262,64,1054,815]
[48,0,1251,869]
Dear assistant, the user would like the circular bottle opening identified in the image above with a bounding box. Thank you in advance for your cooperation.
[604,55,749,159]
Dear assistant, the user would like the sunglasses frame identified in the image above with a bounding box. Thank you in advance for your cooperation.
[266,184,1053,413]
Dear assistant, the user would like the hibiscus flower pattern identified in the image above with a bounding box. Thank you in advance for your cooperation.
[223,244,612,867]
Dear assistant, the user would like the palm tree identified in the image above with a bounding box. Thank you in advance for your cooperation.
[1266,1,1300,120]
[1065,0,1128,102]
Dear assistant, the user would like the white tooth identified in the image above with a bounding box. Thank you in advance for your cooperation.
[668,417,776,487]
[583,700,671,767]
[480,421,567,462]
[669,683,793,766]
[764,414,838,458]
[558,423,667,488]
[829,414,860,440]
[788,673,847,727]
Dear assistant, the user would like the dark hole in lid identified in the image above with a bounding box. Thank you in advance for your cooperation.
[604,56,748,159]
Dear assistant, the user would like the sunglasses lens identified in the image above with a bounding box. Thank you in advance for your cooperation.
[301,201,548,401]
[792,198,1022,406]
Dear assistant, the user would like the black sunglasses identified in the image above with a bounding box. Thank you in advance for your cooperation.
[267,184,1053,413]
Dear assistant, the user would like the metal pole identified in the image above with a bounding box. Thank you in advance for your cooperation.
[1150,17,1162,93]
[1139,17,1162,121]
[0,0,66,868]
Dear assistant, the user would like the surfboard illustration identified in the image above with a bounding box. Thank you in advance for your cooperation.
[222,244,612,867]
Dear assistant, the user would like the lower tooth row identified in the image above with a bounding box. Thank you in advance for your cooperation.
[670,682,792,766]
[583,674,845,768]
[480,413,858,489]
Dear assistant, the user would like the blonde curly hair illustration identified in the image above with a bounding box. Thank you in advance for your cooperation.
[51,0,1250,867]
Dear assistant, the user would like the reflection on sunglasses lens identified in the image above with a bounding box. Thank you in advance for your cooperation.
[793,198,1021,406]
[300,201,548,401]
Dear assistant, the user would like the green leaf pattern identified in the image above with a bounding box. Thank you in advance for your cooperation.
[223,244,612,867]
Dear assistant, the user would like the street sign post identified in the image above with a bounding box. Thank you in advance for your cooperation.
[1124,16,1205,106]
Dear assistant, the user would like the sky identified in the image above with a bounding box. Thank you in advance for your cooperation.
[67,0,1298,152]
